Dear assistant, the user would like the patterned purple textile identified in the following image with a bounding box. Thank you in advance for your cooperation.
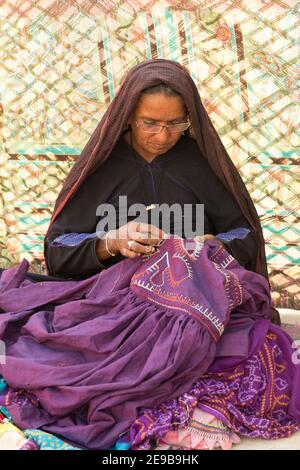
[130,321,300,449]
[0,237,272,449]
[131,237,249,342]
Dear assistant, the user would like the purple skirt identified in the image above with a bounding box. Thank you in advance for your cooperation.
[0,237,284,448]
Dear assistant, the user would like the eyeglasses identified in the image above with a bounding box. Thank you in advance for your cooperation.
[135,119,191,134]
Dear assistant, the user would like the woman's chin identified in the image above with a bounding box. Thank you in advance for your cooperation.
[149,143,169,152]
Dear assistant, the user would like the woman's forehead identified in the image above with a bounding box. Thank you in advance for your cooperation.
[134,93,187,120]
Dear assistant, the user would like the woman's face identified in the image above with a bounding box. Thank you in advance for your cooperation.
[128,93,188,162]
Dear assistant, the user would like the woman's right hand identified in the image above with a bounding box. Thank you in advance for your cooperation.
[107,221,165,259]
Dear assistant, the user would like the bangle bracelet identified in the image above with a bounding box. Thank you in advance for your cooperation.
[105,231,116,257]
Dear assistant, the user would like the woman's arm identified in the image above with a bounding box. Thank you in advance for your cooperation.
[44,168,122,278]
[204,187,258,271]
[45,230,115,279]
[193,156,259,271]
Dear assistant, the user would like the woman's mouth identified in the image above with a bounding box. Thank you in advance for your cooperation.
[151,144,167,149]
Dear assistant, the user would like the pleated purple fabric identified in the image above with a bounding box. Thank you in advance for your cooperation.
[0,238,272,449]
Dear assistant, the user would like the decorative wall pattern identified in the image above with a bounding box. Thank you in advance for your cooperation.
[0,0,299,308]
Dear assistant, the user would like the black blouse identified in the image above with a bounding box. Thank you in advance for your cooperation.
[45,134,257,279]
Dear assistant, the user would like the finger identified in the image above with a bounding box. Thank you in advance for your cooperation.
[146,226,165,240]
[134,223,165,239]
[204,234,216,241]
[120,247,142,259]
[126,240,156,254]
[193,234,215,243]
[129,231,164,246]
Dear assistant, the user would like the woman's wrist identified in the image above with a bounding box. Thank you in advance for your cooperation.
[96,231,119,261]
[105,231,119,257]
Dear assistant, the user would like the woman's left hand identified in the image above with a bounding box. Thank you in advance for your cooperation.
[193,234,225,248]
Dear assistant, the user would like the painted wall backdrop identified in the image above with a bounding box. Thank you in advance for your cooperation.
[0,0,299,309]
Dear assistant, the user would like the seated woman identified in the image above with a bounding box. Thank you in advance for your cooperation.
[44,61,263,282]
[0,60,298,450]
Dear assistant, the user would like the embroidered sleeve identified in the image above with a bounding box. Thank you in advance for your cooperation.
[215,227,251,243]
[50,231,105,247]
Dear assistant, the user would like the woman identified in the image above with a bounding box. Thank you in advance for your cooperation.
[43,59,279,321]
[0,60,298,450]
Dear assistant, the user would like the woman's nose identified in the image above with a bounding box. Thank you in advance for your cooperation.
[154,126,171,142]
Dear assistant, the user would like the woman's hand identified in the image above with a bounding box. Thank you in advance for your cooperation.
[106,221,165,259]
[193,233,225,248]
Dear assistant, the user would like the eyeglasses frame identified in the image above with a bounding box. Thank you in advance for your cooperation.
[134,118,191,134]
